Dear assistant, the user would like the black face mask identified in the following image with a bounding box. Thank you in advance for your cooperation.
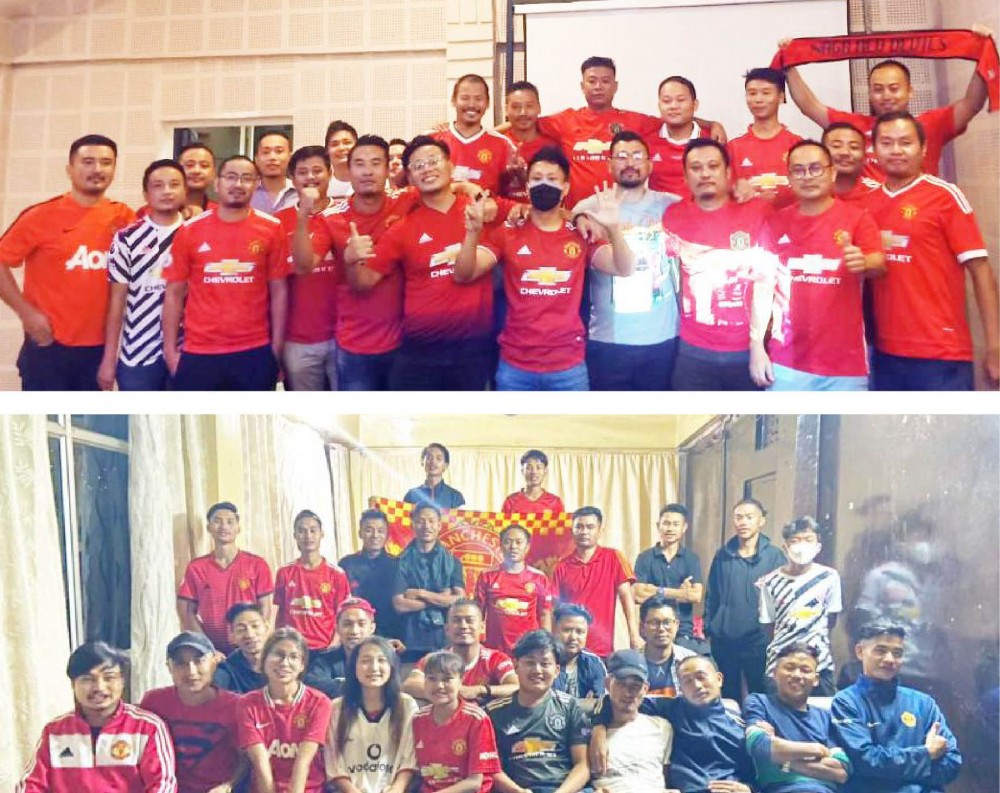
[529,183,563,211]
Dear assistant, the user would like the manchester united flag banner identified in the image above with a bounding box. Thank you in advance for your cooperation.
[368,497,575,592]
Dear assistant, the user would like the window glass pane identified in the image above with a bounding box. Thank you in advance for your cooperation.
[174,125,244,163]
[70,415,129,441]
[252,124,295,152]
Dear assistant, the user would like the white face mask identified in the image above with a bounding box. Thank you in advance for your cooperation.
[787,541,820,565]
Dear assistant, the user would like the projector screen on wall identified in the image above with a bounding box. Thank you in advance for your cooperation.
[515,0,852,142]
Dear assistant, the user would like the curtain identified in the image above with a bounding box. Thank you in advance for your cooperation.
[328,444,356,560]
[0,415,72,790]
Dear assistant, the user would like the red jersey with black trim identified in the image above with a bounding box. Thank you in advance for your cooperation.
[480,220,607,372]
[412,702,501,793]
[274,557,352,650]
[647,123,712,196]
[433,125,516,195]
[417,646,515,685]
[727,125,802,209]
[539,107,661,207]
[366,194,494,343]
[275,206,338,344]
[499,130,562,201]
[164,209,288,354]
[552,546,636,657]
[767,198,882,377]
[177,550,274,653]
[313,191,419,354]
[139,686,241,793]
[17,702,176,793]
[663,198,777,353]
[237,685,332,793]
[827,105,957,180]
[501,490,565,515]
[0,194,135,346]
[474,566,554,653]
[865,174,987,361]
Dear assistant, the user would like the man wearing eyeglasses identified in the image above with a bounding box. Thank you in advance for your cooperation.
[762,139,885,391]
[571,131,680,390]
[163,155,289,390]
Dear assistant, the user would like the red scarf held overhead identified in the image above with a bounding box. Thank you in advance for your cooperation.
[771,29,1000,111]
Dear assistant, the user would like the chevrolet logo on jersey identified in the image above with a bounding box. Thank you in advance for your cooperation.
[421,763,455,781]
[881,231,910,249]
[573,139,610,155]
[521,267,571,286]
[513,737,557,755]
[787,254,840,274]
[495,597,528,614]
[204,259,256,275]
[291,595,323,610]
[429,243,461,269]
[749,173,790,189]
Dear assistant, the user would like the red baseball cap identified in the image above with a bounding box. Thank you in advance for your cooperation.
[336,597,377,621]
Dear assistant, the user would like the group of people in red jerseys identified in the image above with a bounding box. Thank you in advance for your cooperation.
[1,29,997,390]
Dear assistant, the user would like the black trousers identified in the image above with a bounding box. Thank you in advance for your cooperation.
[17,339,102,391]
[173,345,279,391]
[711,633,768,702]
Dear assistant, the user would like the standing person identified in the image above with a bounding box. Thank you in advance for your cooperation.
[214,602,271,693]
[251,129,297,214]
[339,509,403,640]
[553,506,640,657]
[162,155,288,391]
[325,636,419,793]
[704,498,785,702]
[277,145,339,391]
[475,524,554,654]
[646,76,713,197]
[743,643,850,793]
[632,504,705,653]
[487,630,592,793]
[392,503,466,657]
[238,628,333,793]
[831,620,961,793]
[17,642,176,793]
[0,134,135,390]
[728,68,802,208]
[403,442,466,510]
[663,139,780,391]
[325,120,358,198]
[176,142,218,214]
[499,80,560,201]
[412,651,502,793]
[764,139,885,391]
[821,123,882,204]
[433,74,517,196]
[865,111,999,390]
[501,450,565,515]
[573,131,682,391]
[759,517,842,695]
[552,603,608,709]
[636,597,696,698]
[275,510,352,651]
[98,159,186,391]
[177,501,275,654]
[140,631,247,793]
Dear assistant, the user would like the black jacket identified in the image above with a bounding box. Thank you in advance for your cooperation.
[705,533,785,641]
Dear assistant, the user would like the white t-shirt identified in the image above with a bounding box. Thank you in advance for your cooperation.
[328,176,355,198]
[592,713,673,793]
[325,693,419,793]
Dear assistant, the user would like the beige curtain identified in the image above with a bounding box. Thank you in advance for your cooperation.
[328,444,356,560]
[0,415,72,790]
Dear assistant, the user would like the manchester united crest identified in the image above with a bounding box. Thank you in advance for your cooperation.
[563,241,582,259]
[109,740,132,760]
[833,229,851,246]
[901,205,918,220]
[730,231,751,251]
[294,714,308,729]
[239,578,251,590]
[609,122,622,135]
[477,149,493,164]
[248,239,265,255]
[453,739,467,756]
[320,582,332,593]
[525,582,536,593]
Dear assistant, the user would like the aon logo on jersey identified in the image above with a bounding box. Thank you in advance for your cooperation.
[66,245,108,271]
[268,739,299,759]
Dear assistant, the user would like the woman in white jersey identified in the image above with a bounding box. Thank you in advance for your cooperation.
[325,635,418,793]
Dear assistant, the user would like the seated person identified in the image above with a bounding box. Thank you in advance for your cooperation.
[404,443,466,510]
[19,641,176,793]
[552,603,607,711]
[487,630,591,793]
[638,596,697,697]
[744,642,850,792]
[404,599,519,704]
[412,651,501,793]
[831,620,960,793]
[502,449,565,514]
[590,655,755,793]
[592,650,674,793]
[214,601,271,693]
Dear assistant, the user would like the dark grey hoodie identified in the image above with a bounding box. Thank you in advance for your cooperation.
[704,533,785,641]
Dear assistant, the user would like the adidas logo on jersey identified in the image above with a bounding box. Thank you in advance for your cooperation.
[516,245,532,255]
[741,158,753,167]
[418,233,433,244]
[652,153,663,162]
[777,234,791,244]
[198,242,212,253]
[59,747,74,759]
[416,741,424,749]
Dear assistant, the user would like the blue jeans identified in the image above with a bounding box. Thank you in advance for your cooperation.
[769,363,868,391]
[496,359,589,391]
[871,350,974,391]
[116,359,169,391]
[337,348,396,391]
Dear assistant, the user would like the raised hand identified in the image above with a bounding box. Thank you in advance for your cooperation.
[589,181,622,229]
[299,186,321,216]
[465,193,487,233]
[344,221,374,265]
[924,722,948,760]
[842,240,867,274]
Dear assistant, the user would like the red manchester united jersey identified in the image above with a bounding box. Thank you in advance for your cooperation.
[366,195,494,344]
[481,220,607,372]
[0,194,135,346]
[177,550,275,653]
[663,198,777,352]
[275,206,338,345]
[165,209,288,354]
[501,490,566,515]
[475,566,554,653]
[412,702,501,793]
[275,558,352,650]
[500,131,562,201]
[865,175,987,361]
[552,546,635,657]
[417,646,515,686]
[434,125,516,196]
[727,125,802,209]
[237,685,332,793]
[767,199,882,377]
[646,123,713,197]
[539,107,661,208]
[837,176,882,205]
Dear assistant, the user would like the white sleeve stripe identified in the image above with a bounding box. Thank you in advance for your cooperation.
[126,706,177,793]
[957,249,988,264]
[925,175,975,214]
